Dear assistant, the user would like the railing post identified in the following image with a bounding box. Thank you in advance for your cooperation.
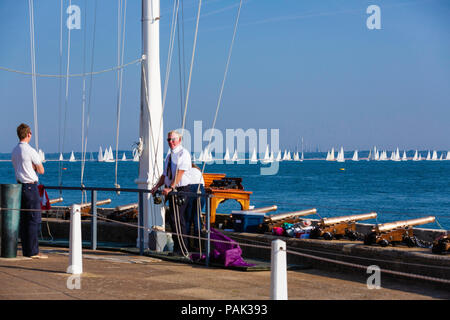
[68,204,83,275]
[206,194,211,267]
[91,190,97,250]
[138,191,144,256]
[270,239,288,300]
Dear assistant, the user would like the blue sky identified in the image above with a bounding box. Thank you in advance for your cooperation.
[0,0,449,154]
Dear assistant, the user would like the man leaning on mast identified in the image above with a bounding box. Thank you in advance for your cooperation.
[11,123,47,259]
[150,130,193,255]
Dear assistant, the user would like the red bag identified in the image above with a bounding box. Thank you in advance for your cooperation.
[38,185,51,211]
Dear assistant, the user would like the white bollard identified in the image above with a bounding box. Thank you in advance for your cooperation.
[68,204,83,275]
[270,239,288,300]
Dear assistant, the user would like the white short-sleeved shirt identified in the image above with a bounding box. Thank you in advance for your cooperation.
[185,167,205,185]
[11,142,41,183]
[164,145,192,187]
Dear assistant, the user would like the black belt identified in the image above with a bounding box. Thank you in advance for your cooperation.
[17,181,38,184]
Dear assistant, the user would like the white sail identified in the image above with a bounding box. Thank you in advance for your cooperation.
[69,151,75,162]
[336,147,345,162]
[250,148,257,163]
[301,151,304,161]
[431,150,438,161]
[426,151,431,160]
[392,148,401,161]
[325,150,331,161]
[412,150,418,161]
[98,146,104,162]
[326,148,336,161]
[38,149,46,162]
[446,151,450,160]
[401,151,407,161]
[418,153,422,161]
[286,151,292,161]
[59,153,64,161]
[223,148,230,161]
[352,150,358,161]
[293,152,299,161]
[275,150,282,161]
[282,150,288,161]
[109,146,114,161]
[121,152,127,161]
[231,149,238,161]
[132,148,139,162]
[262,146,269,161]
[439,153,443,161]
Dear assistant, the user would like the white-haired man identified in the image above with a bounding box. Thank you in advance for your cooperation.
[151,130,192,255]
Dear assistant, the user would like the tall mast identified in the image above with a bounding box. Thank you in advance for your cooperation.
[136,0,164,248]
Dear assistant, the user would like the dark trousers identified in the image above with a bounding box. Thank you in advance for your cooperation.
[19,184,41,257]
[185,184,206,251]
[167,186,190,253]
[185,184,205,236]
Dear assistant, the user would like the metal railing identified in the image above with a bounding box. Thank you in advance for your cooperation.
[44,185,213,265]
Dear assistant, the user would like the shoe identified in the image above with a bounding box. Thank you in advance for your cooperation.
[30,253,48,259]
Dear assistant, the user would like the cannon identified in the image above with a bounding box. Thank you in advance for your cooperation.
[363,216,435,247]
[309,212,378,240]
[257,208,317,233]
[431,235,450,254]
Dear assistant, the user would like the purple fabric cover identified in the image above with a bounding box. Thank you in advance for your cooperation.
[190,228,255,267]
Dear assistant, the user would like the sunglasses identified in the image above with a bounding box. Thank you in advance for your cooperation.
[167,137,179,142]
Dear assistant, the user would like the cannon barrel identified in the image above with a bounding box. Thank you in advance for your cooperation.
[115,203,138,211]
[49,197,63,205]
[247,205,278,214]
[266,208,317,222]
[320,212,377,226]
[375,216,435,233]
[78,199,112,208]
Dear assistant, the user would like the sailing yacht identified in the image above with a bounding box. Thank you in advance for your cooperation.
[275,150,282,162]
[293,152,300,161]
[446,151,450,160]
[250,148,258,163]
[401,151,407,161]
[431,150,438,161]
[69,151,76,162]
[412,150,419,161]
[231,149,238,162]
[336,147,345,162]
[352,150,358,161]
[223,148,231,161]
[98,146,104,162]
[59,153,64,161]
[260,145,271,163]
[326,148,335,161]
[121,152,127,161]
[426,151,431,160]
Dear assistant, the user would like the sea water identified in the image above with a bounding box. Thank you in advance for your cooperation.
[0,151,449,230]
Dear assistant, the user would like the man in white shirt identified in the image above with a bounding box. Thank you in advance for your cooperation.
[11,123,47,259]
[151,130,193,255]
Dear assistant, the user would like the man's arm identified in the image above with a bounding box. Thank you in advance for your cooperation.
[150,175,165,195]
[33,163,45,175]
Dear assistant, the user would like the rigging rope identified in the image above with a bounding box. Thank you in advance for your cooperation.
[114,0,128,192]
[28,0,39,151]
[0,59,142,78]
[198,0,243,192]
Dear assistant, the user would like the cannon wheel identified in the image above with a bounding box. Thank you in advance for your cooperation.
[404,236,417,248]
[323,232,333,240]
[379,239,389,247]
